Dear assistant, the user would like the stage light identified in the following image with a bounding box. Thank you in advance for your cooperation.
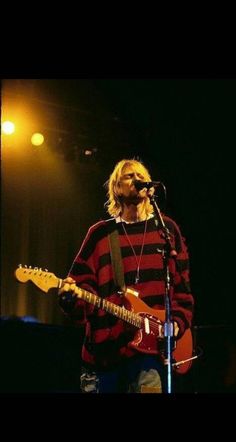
[84,149,93,156]
[31,133,44,146]
[83,148,98,156]
[2,121,15,135]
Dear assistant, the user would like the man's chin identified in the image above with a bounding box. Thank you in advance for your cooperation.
[122,195,144,205]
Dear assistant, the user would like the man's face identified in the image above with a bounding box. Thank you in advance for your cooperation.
[117,165,149,203]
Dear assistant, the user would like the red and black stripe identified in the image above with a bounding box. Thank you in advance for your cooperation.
[59,216,194,369]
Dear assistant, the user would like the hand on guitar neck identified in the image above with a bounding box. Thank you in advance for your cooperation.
[58,276,77,300]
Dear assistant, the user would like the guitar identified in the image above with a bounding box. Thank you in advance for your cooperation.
[15,265,193,374]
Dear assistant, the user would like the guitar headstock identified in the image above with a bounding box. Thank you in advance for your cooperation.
[15,265,59,293]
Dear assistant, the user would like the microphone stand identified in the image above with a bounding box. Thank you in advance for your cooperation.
[148,192,177,394]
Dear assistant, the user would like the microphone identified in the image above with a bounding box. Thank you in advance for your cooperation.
[133,180,160,191]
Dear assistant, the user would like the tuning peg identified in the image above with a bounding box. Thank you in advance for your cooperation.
[45,269,48,272]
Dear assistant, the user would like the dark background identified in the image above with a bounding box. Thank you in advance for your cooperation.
[1,78,236,392]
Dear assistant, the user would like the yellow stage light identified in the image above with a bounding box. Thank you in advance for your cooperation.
[2,121,15,135]
[31,133,44,146]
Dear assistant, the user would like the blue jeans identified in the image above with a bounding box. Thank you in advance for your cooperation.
[80,355,164,393]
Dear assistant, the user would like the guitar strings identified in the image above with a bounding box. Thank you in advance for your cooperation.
[77,286,171,336]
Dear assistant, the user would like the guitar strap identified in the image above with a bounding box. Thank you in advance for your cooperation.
[108,229,126,293]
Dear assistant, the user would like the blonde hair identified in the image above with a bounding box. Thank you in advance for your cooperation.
[105,159,154,217]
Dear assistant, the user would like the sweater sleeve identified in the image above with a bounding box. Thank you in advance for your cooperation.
[168,221,194,338]
[59,227,98,325]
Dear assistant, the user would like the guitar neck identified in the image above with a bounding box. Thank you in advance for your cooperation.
[74,286,141,328]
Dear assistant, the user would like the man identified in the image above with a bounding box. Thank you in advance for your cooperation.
[58,158,194,393]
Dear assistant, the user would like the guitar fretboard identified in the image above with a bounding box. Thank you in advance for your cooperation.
[75,286,142,328]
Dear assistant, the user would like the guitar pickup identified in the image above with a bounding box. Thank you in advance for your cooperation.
[144,317,150,334]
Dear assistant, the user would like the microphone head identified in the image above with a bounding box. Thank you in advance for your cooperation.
[133,180,159,191]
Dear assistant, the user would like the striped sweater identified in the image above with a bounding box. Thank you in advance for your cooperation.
[59,216,194,370]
